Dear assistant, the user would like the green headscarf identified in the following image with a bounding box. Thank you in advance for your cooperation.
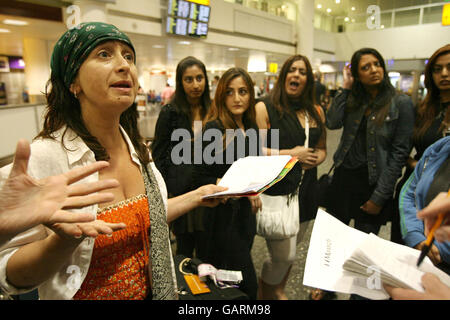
[51,22,136,89]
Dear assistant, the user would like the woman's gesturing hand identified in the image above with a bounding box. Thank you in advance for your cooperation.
[342,64,353,90]
[0,140,120,242]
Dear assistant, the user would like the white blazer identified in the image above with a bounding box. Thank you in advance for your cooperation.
[0,126,175,299]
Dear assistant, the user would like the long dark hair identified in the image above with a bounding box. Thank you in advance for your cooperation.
[171,56,211,124]
[37,73,150,165]
[347,48,396,126]
[269,54,324,133]
[414,44,450,141]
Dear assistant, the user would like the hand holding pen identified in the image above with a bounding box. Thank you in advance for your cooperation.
[416,190,450,267]
[417,191,450,243]
[385,191,450,300]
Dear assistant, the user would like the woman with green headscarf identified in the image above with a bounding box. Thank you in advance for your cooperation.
[0,22,224,300]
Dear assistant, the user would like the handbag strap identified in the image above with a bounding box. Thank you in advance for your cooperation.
[327,163,335,175]
[304,113,309,149]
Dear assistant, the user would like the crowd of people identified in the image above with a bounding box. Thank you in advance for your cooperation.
[0,22,448,300]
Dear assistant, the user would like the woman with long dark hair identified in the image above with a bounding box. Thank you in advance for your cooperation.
[255,54,327,300]
[151,56,211,259]
[193,67,262,299]
[391,44,450,244]
[414,44,450,144]
[0,23,223,300]
[325,47,415,271]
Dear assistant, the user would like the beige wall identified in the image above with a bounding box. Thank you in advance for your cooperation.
[333,23,449,61]
[106,0,297,57]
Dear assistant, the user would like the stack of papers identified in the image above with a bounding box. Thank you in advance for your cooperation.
[202,155,297,199]
[303,209,450,300]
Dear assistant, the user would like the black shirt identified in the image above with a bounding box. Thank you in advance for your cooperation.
[342,114,368,169]
[262,97,306,196]
[414,101,450,160]
[151,104,196,196]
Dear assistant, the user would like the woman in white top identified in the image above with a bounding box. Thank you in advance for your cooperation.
[0,22,223,300]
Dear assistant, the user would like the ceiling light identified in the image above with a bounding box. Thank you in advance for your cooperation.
[388,72,400,77]
[344,17,349,22]
[228,47,239,51]
[0,28,10,33]
[317,4,322,9]
[3,19,29,26]
[152,45,164,49]
[351,7,356,11]
[381,25,385,29]
[336,0,340,3]
[178,41,191,45]
[327,8,332,13]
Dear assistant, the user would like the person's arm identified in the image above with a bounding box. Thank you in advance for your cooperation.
[167,184,227,223]
[384,273,450,300]
[399,149,449,265]
[255,101,315,160]
[326,65,352,130]
[0,140,126,290]
[302,106,327,170]
[398,160,427,249]
[368,95,415,211]
[150,106,173,182]
[406,156,418,170]
[5,215,126,289]
[0,140,120,245]
[255,101,291,156]
[417,192,450,243]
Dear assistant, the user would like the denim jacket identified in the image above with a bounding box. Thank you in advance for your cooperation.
[326,88,415,207]
[399,136,450,264]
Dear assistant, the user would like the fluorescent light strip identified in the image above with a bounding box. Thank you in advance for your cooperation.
[3,19,29,26]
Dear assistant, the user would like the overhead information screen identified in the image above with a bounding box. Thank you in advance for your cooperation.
[167,0,211,38]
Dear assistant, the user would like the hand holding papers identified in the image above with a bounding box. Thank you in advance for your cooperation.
[202,155,297,199]
[303,209,450,300]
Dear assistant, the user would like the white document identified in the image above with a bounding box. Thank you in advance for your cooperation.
[303,209,450,300]
[202,155,293,198]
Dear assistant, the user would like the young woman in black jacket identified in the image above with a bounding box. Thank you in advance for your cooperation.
[193,67,262,299]
[151,56,211,258]
[326,48,415,299]
[391,44,450,244]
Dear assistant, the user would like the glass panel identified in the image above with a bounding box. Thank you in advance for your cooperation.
[314,12,322,29]
[225,0,295,21]
[423,5,443,24]
[394,8,420,27]
[380,12,392,29]
[392,0,426,9]
[345,14,367,32]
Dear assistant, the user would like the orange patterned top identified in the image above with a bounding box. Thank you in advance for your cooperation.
[73,194,151,300]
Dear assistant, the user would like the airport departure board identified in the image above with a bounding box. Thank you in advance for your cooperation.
[167,0,211,38]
